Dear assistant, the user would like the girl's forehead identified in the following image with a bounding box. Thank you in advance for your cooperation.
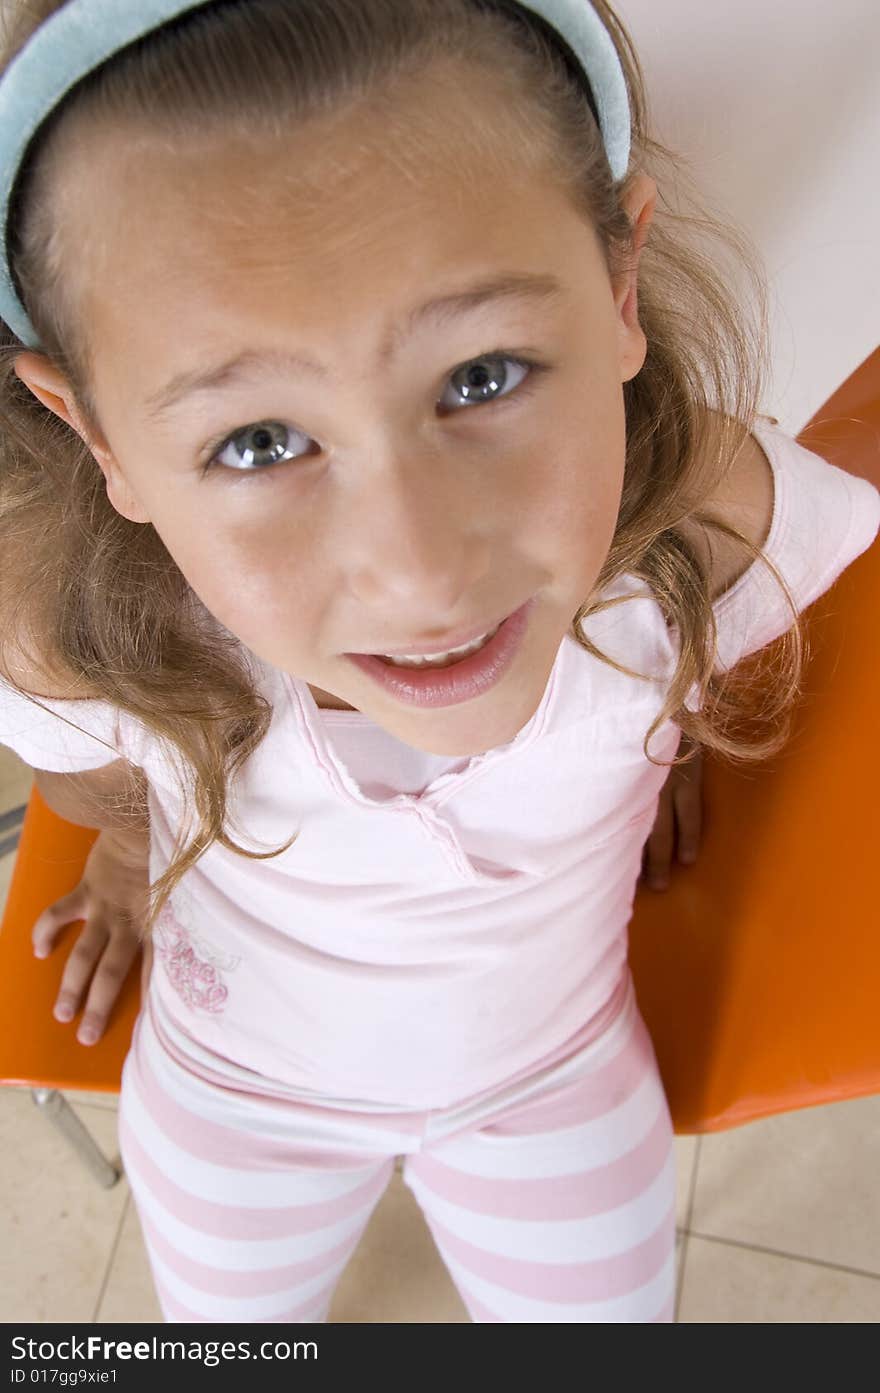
[69,120,546,297]
[70,120,592,376]
[68,60,541,198]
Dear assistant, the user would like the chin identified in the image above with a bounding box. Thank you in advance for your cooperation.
[382,683,539,759]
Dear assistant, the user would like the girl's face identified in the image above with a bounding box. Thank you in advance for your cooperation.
[17,77,655,757]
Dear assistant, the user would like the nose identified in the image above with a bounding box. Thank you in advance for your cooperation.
[342,448,492,616]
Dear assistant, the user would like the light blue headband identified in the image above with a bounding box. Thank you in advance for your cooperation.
[0,0,631,351]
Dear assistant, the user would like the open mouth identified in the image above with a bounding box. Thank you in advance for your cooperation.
[343,598,534,709]
[373,621,503,669]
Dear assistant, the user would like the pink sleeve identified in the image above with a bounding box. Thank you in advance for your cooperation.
[689,418,880,695]
[0,678,125,772]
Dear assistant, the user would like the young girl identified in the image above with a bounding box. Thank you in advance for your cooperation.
[0,0,877,1325]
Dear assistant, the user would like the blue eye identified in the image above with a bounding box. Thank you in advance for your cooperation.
[202,420,312,477]
[198,351,551,479]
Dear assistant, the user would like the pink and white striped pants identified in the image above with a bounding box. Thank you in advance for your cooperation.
[117,971,676,1323]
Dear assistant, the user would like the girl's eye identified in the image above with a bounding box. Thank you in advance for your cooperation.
[198,351,550,479]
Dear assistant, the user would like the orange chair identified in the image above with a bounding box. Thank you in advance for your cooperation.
[0,802,139,1186]
[1,348,879,1182]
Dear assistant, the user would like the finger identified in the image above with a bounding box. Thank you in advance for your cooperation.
[644,796,674,889]
[76,933,141,1045]
[673,778,704,864]
[31,889,88,958]
[52,918,110,1024]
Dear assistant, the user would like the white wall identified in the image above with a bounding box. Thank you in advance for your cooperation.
[614,0,880,435]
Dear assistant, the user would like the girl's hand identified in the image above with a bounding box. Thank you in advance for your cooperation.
[31,826,151,1045]
[640,733,704,891]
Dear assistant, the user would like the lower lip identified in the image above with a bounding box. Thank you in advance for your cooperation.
[343,597,535,708]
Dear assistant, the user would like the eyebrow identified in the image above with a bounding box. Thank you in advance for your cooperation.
[142,271,565,422]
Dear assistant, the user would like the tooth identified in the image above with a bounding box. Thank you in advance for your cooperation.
[379,624,500,668]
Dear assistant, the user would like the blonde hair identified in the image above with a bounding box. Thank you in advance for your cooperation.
[0,0,804,942]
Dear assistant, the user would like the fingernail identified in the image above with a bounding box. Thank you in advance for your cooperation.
[78,1024,98,1045]
[54,1002,73,1022]
[650,877,668,890]
[680,851,696,864]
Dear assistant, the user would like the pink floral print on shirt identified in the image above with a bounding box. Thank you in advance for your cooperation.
[153,895,240,1015]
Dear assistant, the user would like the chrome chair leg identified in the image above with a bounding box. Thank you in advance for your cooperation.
[31,1087,121,1188]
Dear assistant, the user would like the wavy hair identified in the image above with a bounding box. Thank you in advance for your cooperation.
[0,0,805,941]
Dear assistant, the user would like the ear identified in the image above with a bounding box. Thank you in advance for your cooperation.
[610,172,657,382]
[13,351,151,524]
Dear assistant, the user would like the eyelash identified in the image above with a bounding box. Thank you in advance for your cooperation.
[197,351,552,481]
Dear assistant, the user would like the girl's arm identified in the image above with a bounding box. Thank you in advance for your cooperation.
[30,760,150,1045]
[34,759,150,834]
[640,732,703,891]
[678,418,776,603]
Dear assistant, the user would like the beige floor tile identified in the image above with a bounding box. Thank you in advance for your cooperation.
[678,1235,880,1322]
[691,1093,880,1275]
[0,1087,127,1322]
[96,1198,164,1323]
[63,1089,120,1112]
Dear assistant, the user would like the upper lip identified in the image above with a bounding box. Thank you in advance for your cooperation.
[351,605,519,657]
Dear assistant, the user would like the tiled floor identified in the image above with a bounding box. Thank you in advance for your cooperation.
[1,745,878,1323]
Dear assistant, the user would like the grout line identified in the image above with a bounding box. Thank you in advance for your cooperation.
[92,1191,131,1324]
[683,1134,702,1230]
[685,1229,880,1284]
[674,1232,689,1323]
[674,1134,702,1323]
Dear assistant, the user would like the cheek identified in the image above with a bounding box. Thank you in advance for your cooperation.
[524,438,624,583]
[148,514,320,651]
